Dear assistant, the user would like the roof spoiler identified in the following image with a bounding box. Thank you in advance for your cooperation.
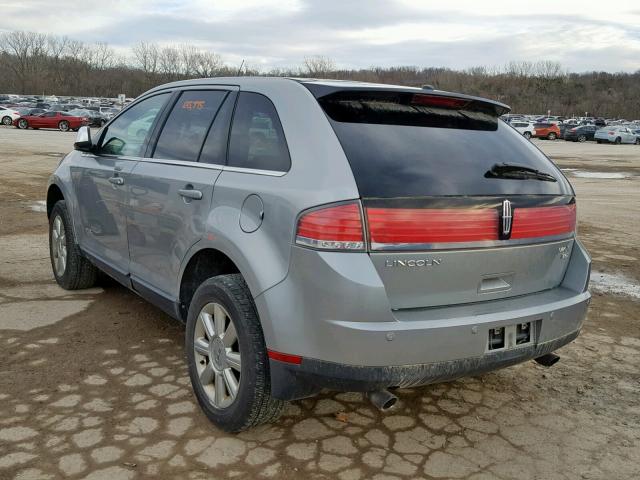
[302,82,511,116]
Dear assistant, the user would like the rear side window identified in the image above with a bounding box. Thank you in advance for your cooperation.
[227,92,290,172]
[318,90,570,197]
[153,90,228,162]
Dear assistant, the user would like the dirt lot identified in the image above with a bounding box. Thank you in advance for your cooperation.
[0,128,639,480]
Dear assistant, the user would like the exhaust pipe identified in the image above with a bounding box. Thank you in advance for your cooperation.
[367,390,398,411]
[535,353,560,367]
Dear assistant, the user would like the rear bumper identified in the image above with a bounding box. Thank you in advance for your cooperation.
[257,240,591,400]
[270,329,580,399]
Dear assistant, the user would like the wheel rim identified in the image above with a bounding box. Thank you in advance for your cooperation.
[60,122,69,131]
[579,136,586,142]
[2,116,10,125]
[19,120,27,129]
[193,302,241,409]
[51,215,67,276]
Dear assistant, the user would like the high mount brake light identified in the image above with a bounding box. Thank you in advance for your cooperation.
[296,202,365,251]
[411,94,470,109]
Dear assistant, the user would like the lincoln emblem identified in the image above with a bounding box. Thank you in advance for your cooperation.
[500,200,513,239]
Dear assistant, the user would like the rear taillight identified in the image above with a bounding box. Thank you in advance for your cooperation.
[511,204,576,239]
[367,208,498,247]
[295,202,364,250]
[608,131,615,135]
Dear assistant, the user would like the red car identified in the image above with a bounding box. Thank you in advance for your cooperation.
[15,111,88,132]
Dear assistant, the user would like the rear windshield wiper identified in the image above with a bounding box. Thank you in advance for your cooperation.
[485,163,557,182]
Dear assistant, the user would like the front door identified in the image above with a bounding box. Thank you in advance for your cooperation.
[127,88,236,302]
[71,92,171,282]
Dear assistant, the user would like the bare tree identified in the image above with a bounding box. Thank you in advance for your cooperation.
[303,55,336,76]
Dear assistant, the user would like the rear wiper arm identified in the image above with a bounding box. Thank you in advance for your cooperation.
[485,163,557,182]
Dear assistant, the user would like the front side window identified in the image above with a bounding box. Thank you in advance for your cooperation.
[227,92,290,172]
[153,90,228,162]
[97,93,169,157]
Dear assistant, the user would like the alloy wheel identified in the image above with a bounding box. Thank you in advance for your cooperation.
[193,302,242,409]
[51,215,67,276]
[2,116,11,125]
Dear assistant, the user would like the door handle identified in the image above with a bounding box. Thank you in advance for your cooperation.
[178,188,203,200]
[108,176,124,186]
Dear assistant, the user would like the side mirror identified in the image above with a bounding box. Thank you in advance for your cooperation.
[74,126,92,152]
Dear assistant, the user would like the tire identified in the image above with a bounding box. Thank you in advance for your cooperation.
[186,274,284,432]
[49,200,97,290]
[614,137,621,145]
[635,138,640,145]
[1,115,12,126]
[547,132,557,140]
[597,140,602,144]
[58,120,70,132]
[17,119,28,129]
[523,131,531,139]
[578,135,587,142]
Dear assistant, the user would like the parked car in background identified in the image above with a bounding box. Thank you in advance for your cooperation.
[595,126,639,144]
[0,105,21,125]
[15,107,47,116]
[67,109,107,127]
[15,111,88,131]
[99,106,120,118]
[564,125,598,142]
[509,120,535,139]
[533,122,561,140]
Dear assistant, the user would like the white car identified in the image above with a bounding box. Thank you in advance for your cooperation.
[510,120,536,139]
[0,106,20,126]
[595,126,639,144]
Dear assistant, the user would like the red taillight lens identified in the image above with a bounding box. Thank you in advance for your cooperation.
[608,131,615,135]
[296,202,364,250]
[570,128,576,132]
[511,204,576,239]
[367,208,498,247]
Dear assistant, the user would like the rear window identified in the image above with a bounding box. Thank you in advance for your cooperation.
[318,91,570,197]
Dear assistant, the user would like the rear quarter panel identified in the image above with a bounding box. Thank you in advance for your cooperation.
[178,79,361,299]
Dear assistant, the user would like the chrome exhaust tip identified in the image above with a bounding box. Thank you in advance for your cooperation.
[366,390,398,411]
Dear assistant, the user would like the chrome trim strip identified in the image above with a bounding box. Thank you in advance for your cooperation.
[133,157,287,176]
[136,157,223,170]
[223,165,287,177]
[370,233,575,251]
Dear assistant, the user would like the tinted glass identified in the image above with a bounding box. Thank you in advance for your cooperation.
[199,93,235,165]
[153,90,227,162]
[98,94,168,157]
[228,92,290,172]
[319,91,570,197]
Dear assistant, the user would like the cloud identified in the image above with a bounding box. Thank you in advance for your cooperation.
[0,0,639,72]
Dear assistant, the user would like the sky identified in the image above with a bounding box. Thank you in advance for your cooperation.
[1,0,639,73]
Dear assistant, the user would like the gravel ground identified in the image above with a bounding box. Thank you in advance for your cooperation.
[0,127,639,480]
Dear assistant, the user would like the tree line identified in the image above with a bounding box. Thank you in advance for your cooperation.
[1,30,639,119]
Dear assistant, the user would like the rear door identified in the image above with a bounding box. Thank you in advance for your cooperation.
[314,89,576,309]
[127,87,237,302]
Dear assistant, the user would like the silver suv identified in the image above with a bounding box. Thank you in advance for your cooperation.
[47,78,591,432]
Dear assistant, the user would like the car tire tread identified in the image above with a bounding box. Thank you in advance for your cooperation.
[186,274,284,432]
[49,200,98,290]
